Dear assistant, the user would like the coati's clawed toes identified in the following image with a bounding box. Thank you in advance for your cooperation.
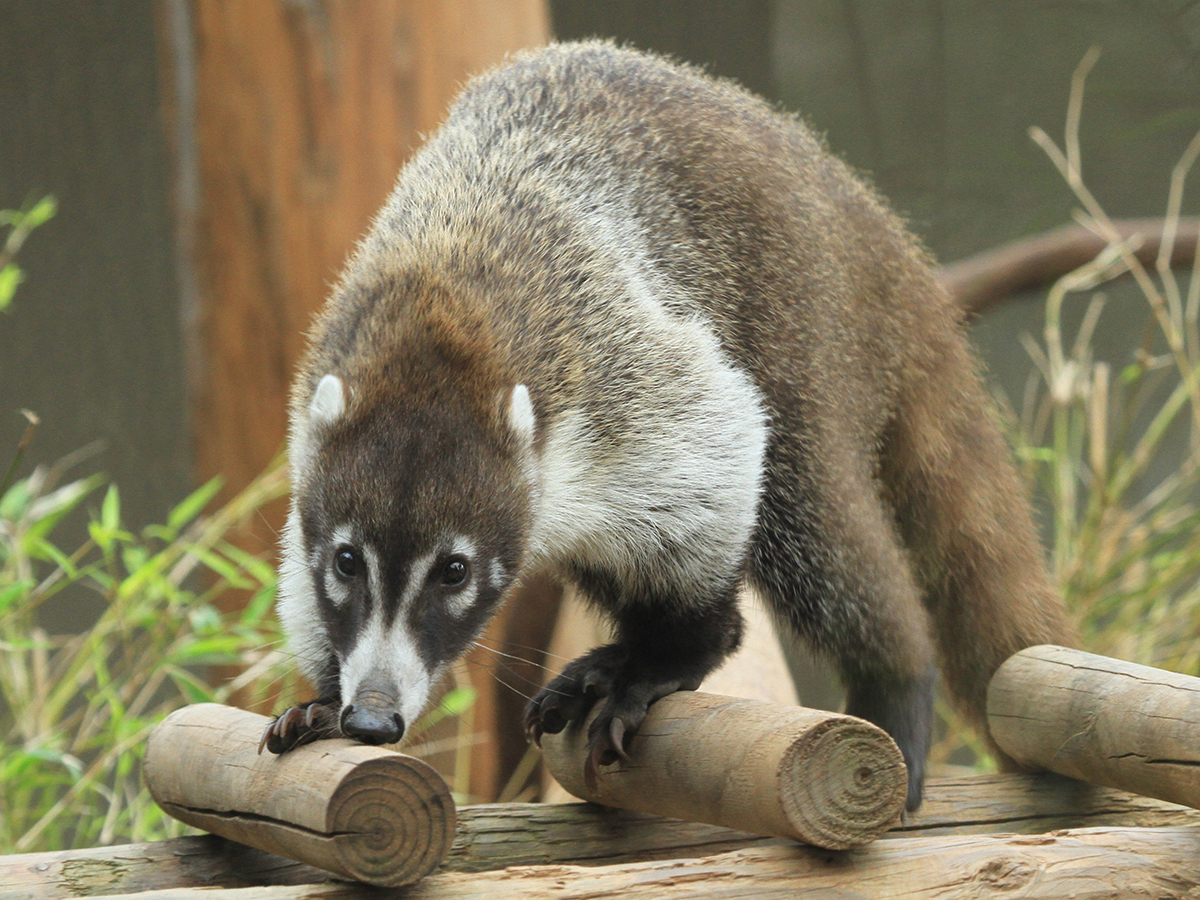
[525,683,587,741]
[583,735,616,791]
[526,656,616,743]
[260,699,340,755]
[539,704,568,735]
[259,706,303,755]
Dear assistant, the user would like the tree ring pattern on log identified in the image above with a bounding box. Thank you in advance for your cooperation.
[778,717,907,850]
[328,756,456,887]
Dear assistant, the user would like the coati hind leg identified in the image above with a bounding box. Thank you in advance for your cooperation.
[749,430,938,811]
[525,572,744,784]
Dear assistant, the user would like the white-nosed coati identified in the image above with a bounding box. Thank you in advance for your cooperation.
[262,41,1074,810]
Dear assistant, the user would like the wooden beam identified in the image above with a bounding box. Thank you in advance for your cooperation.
[541,587,799,803]
[941,217,1199,317]
[7,774,1199,897]
[143,704,455,887]
[12,827,1200,899]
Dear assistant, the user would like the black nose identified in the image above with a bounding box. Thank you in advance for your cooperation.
[341,704,405,745]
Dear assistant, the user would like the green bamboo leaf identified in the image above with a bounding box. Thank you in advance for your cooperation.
[23,534,78,576]
[437,686,476,717]
[101,485,120,532]
[0,263,21,311]
[165,477,223,534]
[0,579,34,615]
[219,541,275,586]
[239,582,277,627]
[25,475,104,542]
[0,477,33,519]
[22,195,57,230]
[192,547,251,588]
[171,635,243,664]
[1119,362,1143,385]
[166,667,218,704]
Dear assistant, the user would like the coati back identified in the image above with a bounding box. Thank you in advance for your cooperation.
[265,41,1074,809]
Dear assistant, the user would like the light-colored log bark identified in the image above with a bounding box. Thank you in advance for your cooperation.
[49,826,1200,900]
[9,774,1199,898]
[540,691,906,850]
[988,644,1200,810]
[143,704,454,887]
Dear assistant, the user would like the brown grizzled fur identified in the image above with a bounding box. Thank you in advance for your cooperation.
[267,41,1074,810]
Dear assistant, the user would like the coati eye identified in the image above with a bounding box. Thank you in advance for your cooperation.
[441,557,470,588]
[333,545,362,581]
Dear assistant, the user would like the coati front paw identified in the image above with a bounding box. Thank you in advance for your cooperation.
[525,644,699,787]
[258,698,341,755]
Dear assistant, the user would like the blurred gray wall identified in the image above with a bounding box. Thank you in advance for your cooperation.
[0,0,187,530]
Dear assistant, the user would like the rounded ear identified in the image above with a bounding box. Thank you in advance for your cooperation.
[507,384,535,444]
[310,373,346,430]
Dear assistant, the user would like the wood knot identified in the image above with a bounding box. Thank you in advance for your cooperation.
[974,856,1037,890]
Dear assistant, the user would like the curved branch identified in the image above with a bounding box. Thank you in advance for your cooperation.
[940,218,1199,317]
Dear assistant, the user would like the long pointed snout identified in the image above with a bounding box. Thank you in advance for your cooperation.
[341,686,406,745]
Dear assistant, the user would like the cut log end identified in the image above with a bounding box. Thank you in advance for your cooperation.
[326,755,457,885]
[779,716,908,849]
[144,704,455,887]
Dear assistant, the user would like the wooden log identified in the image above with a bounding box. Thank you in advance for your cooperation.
[30,827,1200,900]
[143,704,455,887]
[539,691,906,850]
[988,644,1200,810]
[9,774,1200,898]
[941,216,1200,317]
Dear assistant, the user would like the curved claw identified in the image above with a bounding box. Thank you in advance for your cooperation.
[526,716,544,748]
[584,740,608,792]
[608,717,633,764]
[257,722,273,755]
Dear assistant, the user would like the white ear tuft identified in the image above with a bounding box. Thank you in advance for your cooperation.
[310,374,346,429]
[508,384,535,444]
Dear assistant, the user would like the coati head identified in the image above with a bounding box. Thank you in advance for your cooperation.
[277,321,538,746]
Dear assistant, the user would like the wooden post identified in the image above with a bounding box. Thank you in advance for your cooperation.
[144,703,455,887]
[539,691,907,850]
[177,0,549,797]
[988,644,1200,809]
[187,0,549,515]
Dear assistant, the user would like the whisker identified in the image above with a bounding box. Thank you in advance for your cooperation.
[472,635,578,666]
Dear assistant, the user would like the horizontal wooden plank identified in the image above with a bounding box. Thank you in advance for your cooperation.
[4,772,1199,898]
[44,826,1200,900]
